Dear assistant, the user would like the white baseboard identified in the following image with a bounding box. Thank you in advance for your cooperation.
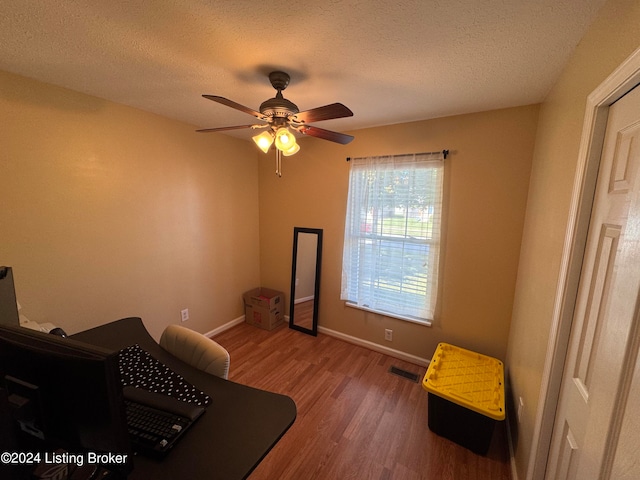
[318,326,430,367]
[204,316,245,338]
[294,295,314,304]
[206,316,430,367]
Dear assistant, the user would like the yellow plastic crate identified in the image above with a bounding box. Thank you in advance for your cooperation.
[422,342,505,421]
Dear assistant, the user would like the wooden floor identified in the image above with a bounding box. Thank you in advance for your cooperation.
[291,299,314,330]
[213,323,512,480]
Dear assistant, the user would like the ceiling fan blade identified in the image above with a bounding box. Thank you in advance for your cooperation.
[297,125,354,145]
[196,125,255,133]
[202,95,265,119]
[293,103,353,123]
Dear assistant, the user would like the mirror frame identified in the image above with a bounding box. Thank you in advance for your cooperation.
[289,227,323,336]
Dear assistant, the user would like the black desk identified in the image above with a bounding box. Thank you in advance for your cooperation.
[71,317,296,480]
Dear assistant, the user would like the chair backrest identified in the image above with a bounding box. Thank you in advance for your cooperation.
[159,324,230,379]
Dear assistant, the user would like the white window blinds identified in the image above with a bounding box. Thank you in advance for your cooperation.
[341,152,444,323]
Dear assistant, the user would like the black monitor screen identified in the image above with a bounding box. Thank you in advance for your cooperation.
[0,324,132,479]
[0,267,20,327]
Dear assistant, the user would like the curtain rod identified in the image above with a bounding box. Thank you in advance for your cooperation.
[346,149,449,162]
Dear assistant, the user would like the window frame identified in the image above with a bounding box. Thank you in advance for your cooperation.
[340,152,445,326]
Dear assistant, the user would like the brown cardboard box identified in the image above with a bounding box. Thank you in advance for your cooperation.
[243,287,285,330]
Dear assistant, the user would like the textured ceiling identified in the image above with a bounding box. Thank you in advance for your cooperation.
[0,1,607,139]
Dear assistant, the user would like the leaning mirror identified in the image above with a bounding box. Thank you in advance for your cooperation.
[289,227,323,336]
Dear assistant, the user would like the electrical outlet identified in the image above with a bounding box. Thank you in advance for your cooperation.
[181,308,189,322]
[384,329,393,341]
[518,397,524,423]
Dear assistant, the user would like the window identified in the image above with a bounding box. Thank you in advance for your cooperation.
[341,152,444,325]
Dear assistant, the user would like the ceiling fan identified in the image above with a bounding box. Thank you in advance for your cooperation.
[197,71,354,176]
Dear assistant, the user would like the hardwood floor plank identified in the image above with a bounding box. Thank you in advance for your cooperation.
[212,323,511,480]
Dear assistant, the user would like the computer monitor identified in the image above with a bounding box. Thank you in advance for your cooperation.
[0,323,133,479]
[0,267,20,327]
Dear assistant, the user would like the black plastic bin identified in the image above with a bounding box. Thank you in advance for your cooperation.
[422,343,505,455]
[427,392,497,455]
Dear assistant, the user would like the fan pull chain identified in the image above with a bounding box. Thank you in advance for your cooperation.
[275,149,282,177]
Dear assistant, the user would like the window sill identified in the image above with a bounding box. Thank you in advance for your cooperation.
[345,302,432,327]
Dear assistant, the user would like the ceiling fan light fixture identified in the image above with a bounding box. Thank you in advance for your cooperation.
[252,131,274,153]
[282,143,300,156]
[200,71,355,175]
[274,127,297,151]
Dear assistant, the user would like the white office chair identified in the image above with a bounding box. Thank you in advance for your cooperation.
[159,324,230,380]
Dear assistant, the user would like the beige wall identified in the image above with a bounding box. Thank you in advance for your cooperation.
[259,105,539,362]
[1,70,260,340]
[506,0,640,478]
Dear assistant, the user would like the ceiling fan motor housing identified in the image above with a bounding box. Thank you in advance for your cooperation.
[260,94,299,119]
[259,71,300,119]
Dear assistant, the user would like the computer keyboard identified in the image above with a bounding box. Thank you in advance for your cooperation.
[123,386,205,458]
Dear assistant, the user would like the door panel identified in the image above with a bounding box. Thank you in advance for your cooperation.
[547,85,640,479]
[555,422,579,479]
[573,223,620,396]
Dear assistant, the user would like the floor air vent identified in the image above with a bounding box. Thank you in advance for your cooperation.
[389,366,420,383]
